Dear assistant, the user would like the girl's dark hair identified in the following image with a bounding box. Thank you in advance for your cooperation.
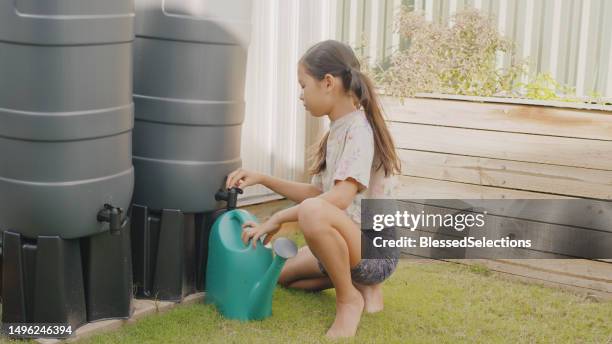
[301,40,401,177]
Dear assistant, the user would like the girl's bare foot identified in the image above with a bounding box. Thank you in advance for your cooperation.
[325,288,364,338]
[354,282,384,313]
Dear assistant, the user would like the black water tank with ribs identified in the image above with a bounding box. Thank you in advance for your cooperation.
[133,0,252,212]
[0,0,135,239]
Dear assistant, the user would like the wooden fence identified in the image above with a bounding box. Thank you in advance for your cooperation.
[384,96,612,298]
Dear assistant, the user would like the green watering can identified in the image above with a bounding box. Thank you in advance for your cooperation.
[205,209,297,320]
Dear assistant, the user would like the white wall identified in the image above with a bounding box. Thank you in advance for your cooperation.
[239,0,337,206]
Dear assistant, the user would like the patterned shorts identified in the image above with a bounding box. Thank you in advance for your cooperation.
[317,257,398,285]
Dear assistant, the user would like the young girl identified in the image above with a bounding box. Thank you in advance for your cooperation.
[225,40,401,338]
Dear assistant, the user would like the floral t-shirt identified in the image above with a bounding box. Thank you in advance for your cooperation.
[311,109,397,224]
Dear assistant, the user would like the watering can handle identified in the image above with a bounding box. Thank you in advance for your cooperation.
[228,209,267,247]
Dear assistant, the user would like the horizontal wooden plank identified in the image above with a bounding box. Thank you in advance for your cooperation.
[493,259,612,283]
[398,150,612,199]
[391,201,612,258]
[451,259,612,299]
[395,176,571,199]
[396,230,572,259]
[410,93,612,112]
[383,97,612,141]
[396,199,612,233]
[398,258,612,300]
[389,122,612,170]
[459,259,612,295]
[391,215,612,259]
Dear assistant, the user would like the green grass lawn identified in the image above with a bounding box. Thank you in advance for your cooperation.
[77,260,611,344]
[2,230,611,343]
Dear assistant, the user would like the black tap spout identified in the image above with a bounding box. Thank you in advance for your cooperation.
[97,203,128,235]
[215,187,243,210]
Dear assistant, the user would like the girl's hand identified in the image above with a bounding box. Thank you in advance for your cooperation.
[241,218,281,248]
[225,168,264,189]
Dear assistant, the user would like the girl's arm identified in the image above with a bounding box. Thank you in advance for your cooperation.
[225,168,322,203]
[317,179,359,210]
[242,204,299,246]
[241,179,359,246]
[270,202,299,224]
[260,175,323,203]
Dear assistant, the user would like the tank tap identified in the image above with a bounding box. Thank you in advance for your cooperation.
[97,204,128,235]
[215,187,243,210]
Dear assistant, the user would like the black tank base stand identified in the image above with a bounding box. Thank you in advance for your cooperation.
[131,205,215,302]
[1,227,133,330]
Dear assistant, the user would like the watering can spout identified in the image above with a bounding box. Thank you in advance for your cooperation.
[247,238,297,319]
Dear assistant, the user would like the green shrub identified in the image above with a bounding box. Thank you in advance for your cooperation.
[362,6,606,105]
[373,7,525,98]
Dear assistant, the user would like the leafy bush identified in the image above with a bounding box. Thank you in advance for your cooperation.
[374,7,524,98]
[515,73,577,101]
[363,6,605,105]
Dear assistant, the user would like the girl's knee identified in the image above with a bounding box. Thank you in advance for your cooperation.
[298,198,327,218]
[298,198,328,232]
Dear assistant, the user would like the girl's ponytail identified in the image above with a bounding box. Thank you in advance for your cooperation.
[303,40,401,177]
[346,68,401,177]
